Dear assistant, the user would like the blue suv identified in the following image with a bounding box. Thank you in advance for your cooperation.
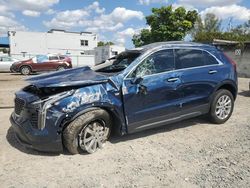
[10,42,238,154]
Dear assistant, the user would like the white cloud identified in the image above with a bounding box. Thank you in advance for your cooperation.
[107,7,144,22]
[0,15,26,35]
[44,4,144,33]
[200,4,250,21]
[172,3,196,11]
[118,28,137,37]
[86,1,105,14]
[178,0,241,7]
[0,0,59,17]
[45,9,56,15]
[4,0,59,11]
[138,0,168,5]
[22,10,40,17]
[115,27,145,45]
[0,5,15,17]
[0,3,26,34]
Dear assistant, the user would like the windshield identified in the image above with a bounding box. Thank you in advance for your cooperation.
[95,51,141,73]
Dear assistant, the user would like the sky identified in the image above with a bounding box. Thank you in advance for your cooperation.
[0,0,250,48]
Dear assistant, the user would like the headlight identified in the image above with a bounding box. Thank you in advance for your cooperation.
[34,90,75,130]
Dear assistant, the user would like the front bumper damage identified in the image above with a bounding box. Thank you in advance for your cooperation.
[10,112,63,152]
[9,91,71,152]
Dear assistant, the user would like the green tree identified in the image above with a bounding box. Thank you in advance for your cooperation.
[97,41,115,47]
[132,5,198,47]
[232,20,250,35]
[203,13,221,32]
[192,13,222,43]
[105,41,114,46]
[193,14,250,43]
[97,41,105,46]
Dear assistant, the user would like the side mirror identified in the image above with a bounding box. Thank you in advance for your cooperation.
[131,77,143,85]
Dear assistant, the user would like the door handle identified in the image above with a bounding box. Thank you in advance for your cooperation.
[208,70,217,74]
[167,77,179,82]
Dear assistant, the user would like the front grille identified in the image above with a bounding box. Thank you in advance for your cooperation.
[14,98,25,115]
[30,112,39,128]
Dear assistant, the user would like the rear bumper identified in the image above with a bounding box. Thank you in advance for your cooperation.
[10,112,63,153]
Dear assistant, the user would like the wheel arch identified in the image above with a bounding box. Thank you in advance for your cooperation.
[19,64,32,72]
[215,81,237,100]
[61,106,125,136]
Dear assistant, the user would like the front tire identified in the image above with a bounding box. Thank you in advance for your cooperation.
[63,109,111,154]
[20,66,31,75]
[209,89,234,124]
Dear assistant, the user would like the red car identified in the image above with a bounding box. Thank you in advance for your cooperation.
[10,54,72,75]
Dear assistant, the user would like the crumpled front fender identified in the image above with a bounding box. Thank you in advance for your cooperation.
[53,83,127,134]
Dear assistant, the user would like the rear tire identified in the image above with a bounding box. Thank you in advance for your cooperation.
[57,66,65,71]
[208,89,234,124]
[63,109,111,154]
[20,66,31,75]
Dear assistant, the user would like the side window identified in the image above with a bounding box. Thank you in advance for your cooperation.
[1,57,11,61]
[175,49,204,69]
[36,55,48,63]
[59,56,65,60]
[131,49,174,77]
[203,51,219,65]
[49,56,59,61]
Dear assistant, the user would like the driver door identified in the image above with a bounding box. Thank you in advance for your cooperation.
[122,49,183,133]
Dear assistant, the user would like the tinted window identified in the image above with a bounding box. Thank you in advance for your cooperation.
[49,56,59,61]
[0,57,11,61]
[175,49,204,69]
[36,55,48,63]
[132,49,174,77]
[203,51,219,65]
[59,56,65,60]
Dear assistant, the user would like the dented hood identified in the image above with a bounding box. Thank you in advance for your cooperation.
[25,66,109,88]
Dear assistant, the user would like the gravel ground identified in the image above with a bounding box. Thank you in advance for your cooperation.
[0,73,249,188]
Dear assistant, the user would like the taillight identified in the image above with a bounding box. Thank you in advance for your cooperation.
[223,52,237,71]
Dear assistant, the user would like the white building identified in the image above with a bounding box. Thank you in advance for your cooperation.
[8,30,98,67]
[95,45,125,65]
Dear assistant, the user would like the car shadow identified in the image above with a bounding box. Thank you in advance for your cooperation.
[10,73,39,76]
[238,90,250,97]
[6,127,68,156]
[6,116,210,156]
[110,117,209,144]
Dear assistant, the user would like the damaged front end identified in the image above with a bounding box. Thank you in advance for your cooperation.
[10,67,125,152]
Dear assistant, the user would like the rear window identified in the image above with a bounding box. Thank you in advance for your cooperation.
[175,49,204,69]
[203,51,219,65]
[49,56,59,60]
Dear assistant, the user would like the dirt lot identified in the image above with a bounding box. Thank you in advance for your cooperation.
[0,73,249,187]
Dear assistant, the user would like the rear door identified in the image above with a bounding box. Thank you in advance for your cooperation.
[174,48,223,113]
[48,55,61,70]
[32,55,50,71]
[122,49,183,132]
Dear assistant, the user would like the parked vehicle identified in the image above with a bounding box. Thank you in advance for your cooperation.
[0,56,19,72]
[10,54,72,75]
[10,42,238,154]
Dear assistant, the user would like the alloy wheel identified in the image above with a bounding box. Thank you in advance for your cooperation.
[79,121,106,153]
[21,67,30,75]
[215,95,232,120]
